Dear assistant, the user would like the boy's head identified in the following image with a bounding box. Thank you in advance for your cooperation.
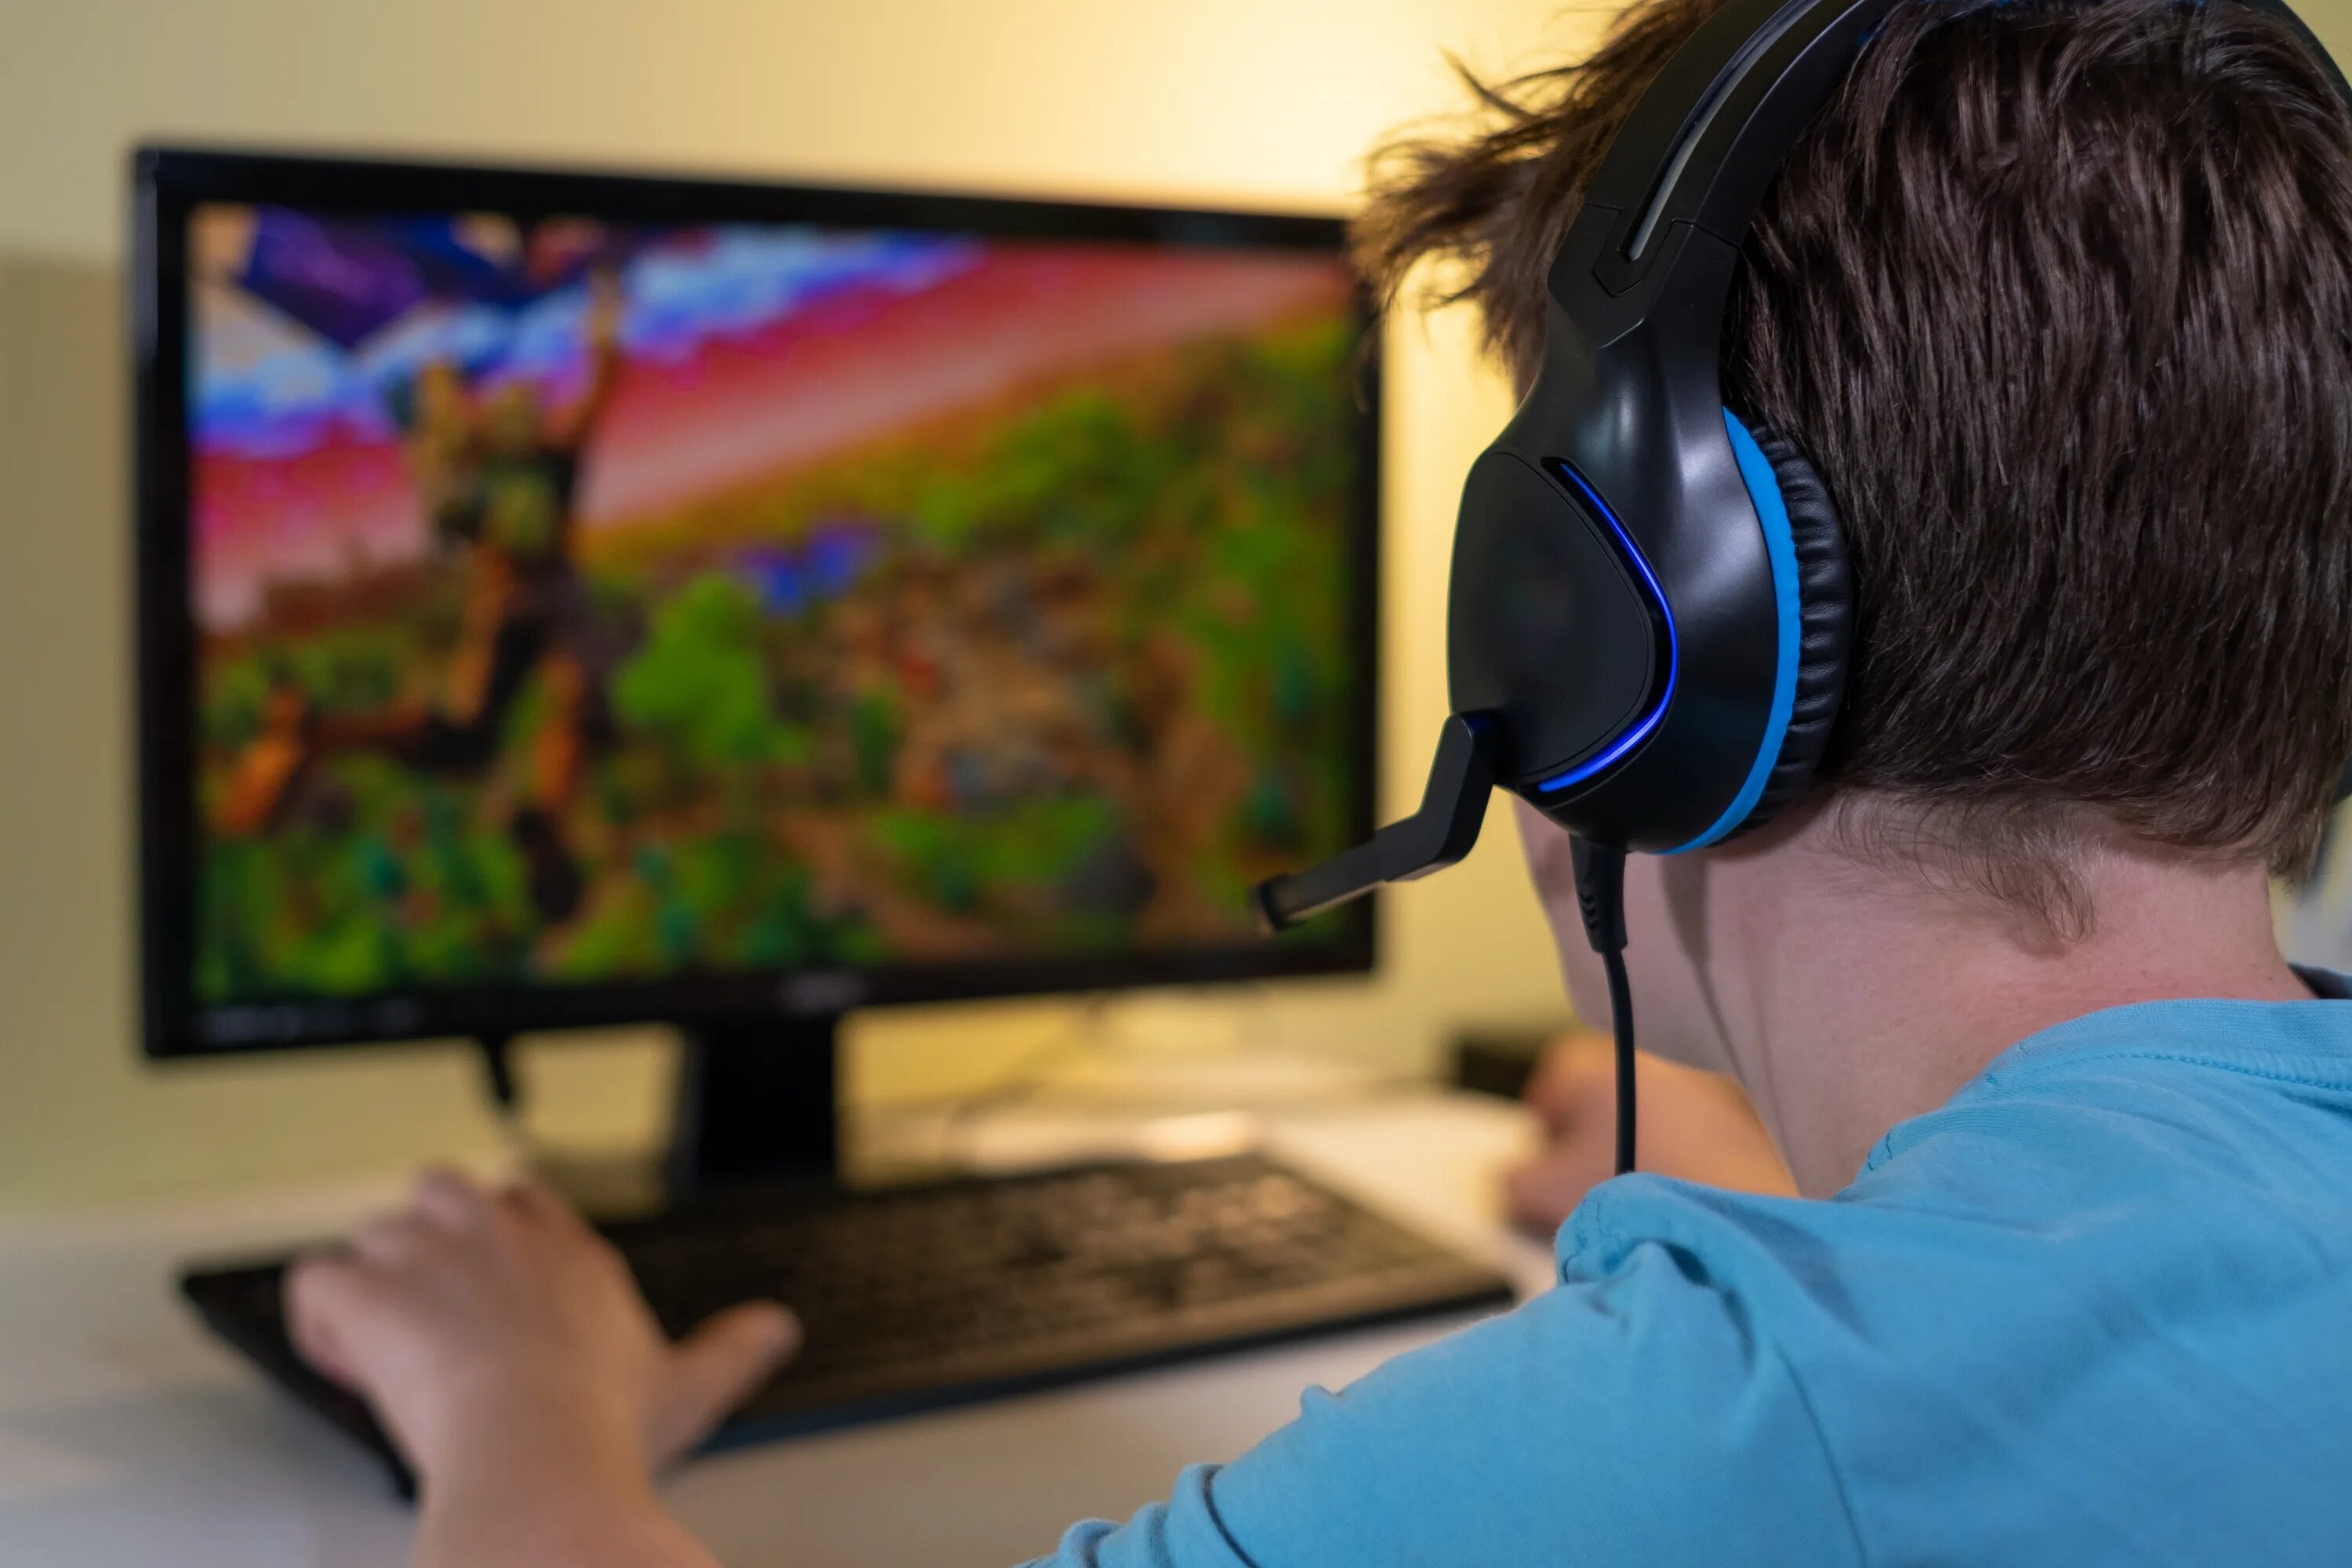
[1360,0,2352,938]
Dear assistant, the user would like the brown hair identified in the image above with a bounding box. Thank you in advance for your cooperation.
[1359,0,2352,931]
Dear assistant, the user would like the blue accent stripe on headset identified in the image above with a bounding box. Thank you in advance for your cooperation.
[1662,409,1801,853]
[1535,463,1679,794]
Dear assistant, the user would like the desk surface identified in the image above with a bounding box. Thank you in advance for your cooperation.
[0,1091,1548,1567]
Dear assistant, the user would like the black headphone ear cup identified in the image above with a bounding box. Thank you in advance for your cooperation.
[1727,421,1853,836]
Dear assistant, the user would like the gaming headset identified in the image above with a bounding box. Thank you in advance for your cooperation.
[1253,0,2352,1174]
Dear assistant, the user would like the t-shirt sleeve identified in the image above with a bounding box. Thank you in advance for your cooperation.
[1023,1235,1862,1568]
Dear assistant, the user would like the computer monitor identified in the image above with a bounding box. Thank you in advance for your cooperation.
[130,148,1377,1181]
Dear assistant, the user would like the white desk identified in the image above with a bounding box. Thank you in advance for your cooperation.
[0,1091,1551,1567]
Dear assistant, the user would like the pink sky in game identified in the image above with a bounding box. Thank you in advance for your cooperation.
[191,244,1350,632]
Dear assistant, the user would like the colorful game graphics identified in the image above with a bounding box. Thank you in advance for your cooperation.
[188,205,1364,1001]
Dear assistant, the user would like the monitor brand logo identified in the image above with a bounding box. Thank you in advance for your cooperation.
[779,972,868,1014]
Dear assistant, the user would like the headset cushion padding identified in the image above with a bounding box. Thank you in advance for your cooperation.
[1732,420,1853,835]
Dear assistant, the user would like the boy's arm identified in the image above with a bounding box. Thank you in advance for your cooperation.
[411,1425,718,1568]
[285,1171,797,1568]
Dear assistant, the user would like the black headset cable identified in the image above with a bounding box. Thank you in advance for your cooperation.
[1570,838,1635,1175]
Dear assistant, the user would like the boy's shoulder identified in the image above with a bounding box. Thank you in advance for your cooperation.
[1562,989,2352,1566]
[1571,986,2352,1342]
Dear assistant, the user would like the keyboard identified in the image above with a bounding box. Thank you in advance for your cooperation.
[180,1151,1515,1495]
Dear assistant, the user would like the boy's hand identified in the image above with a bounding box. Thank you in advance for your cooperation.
[285,1171,799,1496]
[1504,1034,1796,1232]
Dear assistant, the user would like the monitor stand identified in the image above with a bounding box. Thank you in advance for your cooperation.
[662,1015,841,1196]
[497,1015,843,1218]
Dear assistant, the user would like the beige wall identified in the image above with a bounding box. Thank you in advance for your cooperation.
[0,0,1584,1210]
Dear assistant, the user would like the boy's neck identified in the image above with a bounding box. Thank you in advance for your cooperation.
[1703,820,2308,1197]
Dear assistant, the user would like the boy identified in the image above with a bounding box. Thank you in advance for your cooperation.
[282,0,2352,1562]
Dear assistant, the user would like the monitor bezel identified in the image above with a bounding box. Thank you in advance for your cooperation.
[132,145,1380,1061]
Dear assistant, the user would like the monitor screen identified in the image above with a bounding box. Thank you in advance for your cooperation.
[135,153,1375,1055]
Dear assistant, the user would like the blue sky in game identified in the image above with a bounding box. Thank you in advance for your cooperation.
[193,218,982,458]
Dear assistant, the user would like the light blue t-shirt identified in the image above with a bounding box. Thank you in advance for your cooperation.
[1033,988,2352,1566]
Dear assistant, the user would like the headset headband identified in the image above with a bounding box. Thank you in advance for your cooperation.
[1592,0,2352,298]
